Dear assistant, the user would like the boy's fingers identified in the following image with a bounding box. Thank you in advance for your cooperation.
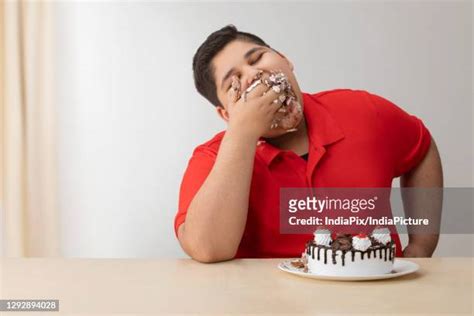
[227,87,238,106]
[242,72,273,101]
[269,97,285,114]
[227,75,240,105]
[230,89,237,104]
[244,81,269,101]
[261,88,284,105]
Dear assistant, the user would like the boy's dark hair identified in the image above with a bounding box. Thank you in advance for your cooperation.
[192,25,270,107]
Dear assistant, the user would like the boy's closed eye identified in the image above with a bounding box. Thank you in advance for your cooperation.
[226,52,267,91]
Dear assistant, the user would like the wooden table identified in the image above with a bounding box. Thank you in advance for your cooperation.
[1,258,472,315]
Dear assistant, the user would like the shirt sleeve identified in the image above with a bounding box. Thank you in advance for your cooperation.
[367,91,432,178]
[174,146,217,238]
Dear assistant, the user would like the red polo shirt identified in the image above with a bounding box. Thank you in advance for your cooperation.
[174,89,432,258]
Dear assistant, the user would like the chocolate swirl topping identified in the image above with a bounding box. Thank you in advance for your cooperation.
[331,233,353,252]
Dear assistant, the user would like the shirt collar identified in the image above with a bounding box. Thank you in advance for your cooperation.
[256,92,345,166]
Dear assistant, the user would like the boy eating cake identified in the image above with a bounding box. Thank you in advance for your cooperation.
[174,25,443,263]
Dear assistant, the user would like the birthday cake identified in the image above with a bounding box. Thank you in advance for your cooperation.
[292,228,396,276]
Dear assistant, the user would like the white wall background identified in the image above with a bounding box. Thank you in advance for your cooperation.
[54,1,472,258]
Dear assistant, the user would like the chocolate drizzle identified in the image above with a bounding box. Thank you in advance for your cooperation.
[389,244,396,262]
[306,240,396,267]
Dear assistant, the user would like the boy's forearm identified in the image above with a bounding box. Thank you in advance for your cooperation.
[400,138,443,257]
[180,129,259,262]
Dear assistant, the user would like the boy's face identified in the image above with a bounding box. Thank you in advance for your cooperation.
[212,40,304,138]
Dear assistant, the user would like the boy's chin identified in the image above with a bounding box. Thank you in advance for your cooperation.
[261,114,304,139]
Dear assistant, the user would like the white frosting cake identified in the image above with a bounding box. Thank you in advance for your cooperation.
[302,228,396,276]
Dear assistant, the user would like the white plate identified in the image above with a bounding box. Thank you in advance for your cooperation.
[278,259,419,281]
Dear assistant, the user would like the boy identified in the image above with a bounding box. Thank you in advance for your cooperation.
[175,25,443,263]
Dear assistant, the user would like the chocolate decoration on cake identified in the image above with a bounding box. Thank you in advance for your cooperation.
[305,240,395,266]
[331,234,352,250]
[290,260,305,269]
[341,251,346,266]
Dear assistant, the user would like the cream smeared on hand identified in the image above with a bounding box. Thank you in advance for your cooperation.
[231,70,302,132]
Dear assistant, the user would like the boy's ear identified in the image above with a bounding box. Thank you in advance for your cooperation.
[216,105,230,122]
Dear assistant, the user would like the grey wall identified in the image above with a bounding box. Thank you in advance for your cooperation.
[54,1,472,258]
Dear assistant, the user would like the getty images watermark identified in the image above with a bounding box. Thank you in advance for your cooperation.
[279,188,472,235]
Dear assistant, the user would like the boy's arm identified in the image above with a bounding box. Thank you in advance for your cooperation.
[177,129,258,263]
[177,82,283,263]
[366,91,442,257]
[400,137,443,257]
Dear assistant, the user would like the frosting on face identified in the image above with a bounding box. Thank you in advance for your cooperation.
[372,227,391,244]
[230,70,302,132]
[313,229,332,246]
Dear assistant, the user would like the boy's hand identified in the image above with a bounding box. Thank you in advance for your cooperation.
[403,242,433,257]
[226,75,284,140]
